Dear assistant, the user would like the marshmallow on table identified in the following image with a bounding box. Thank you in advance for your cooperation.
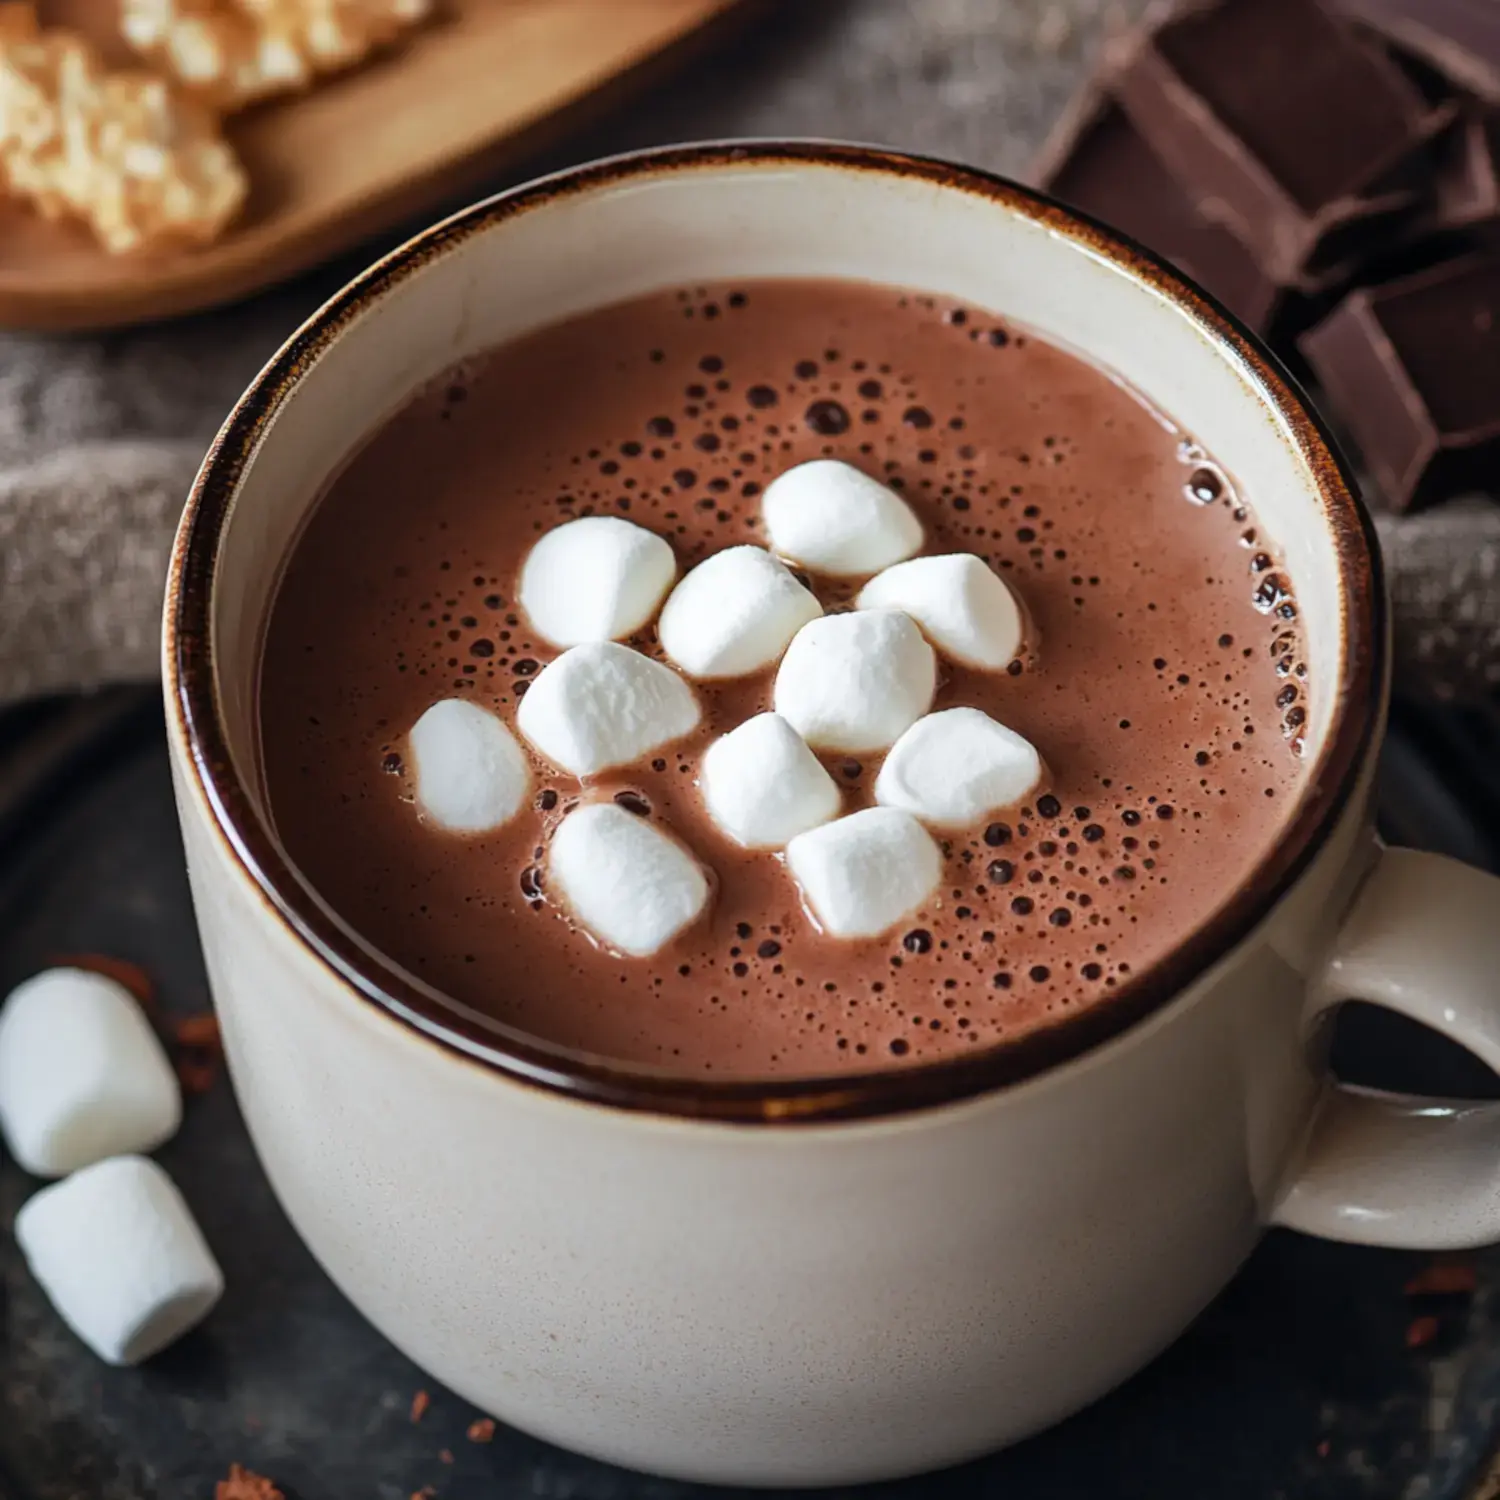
[857,553,1024,670]
[519,516,676,648]
[518,642,699,777]
[549,803,710,957]
[761,460,924,576]
[408,698,530,832]
[15,1155,224,1366]
[700,712,841,848]
[875,708,1042,827]
[0,968,180,1178]
[774,609,936,753]
[786,807,942,939]
[658,546,822,678]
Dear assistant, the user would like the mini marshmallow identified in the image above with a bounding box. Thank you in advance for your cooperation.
[517,642,700,777]
[700,712,842,848]
[0,968,181,1178]
[549,803,710,957]
[658,546,822,679]
[856,553,1024,670]
[15,1155,224,1366]
[785,807,942,939]
[875,708,1042,827]
[519,516,676,648]
[761,460,923,576]
[773,609,936,752]
[408,698,530,832]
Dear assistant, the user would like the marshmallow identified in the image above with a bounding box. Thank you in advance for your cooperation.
[549,803,710,957]
[785,808,942,939]
[517,642,700,777]
[875,708,1042,827]
[408,698,530,832]
[773,609,936,752]
[0,969,181,1178]
[519,516,676,647]
[658,546,822,678]
[856,553,1024,670]
[700,713,842,848]
[761,460,923,576]
[15,1155,224,1366]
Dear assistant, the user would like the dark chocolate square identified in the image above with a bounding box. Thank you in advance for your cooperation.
[1300,254,1500,509]
[1032,91,1282,331]
[1110,0,1447,281]
[1430,112,1500,236]
[1336,0,1500,106]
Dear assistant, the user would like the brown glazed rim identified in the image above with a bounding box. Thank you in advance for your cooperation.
[168,140,1383,1126]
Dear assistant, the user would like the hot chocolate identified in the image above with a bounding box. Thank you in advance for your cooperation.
[257,278,1310,1079]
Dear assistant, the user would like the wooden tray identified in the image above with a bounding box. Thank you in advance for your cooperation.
[0,0,752,331]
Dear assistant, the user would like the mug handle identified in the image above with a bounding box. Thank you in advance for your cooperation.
[1273,846,1500,1250]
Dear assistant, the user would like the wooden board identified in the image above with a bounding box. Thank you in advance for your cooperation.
[0,0,752,331]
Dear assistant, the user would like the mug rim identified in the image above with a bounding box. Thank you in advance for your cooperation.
[166,139,1384,1125]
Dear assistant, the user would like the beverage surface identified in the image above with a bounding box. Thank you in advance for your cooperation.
[258,278,1309,1079]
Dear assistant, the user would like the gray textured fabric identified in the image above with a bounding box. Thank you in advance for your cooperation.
[1377,506,1500,698]
[0,0,1492,704]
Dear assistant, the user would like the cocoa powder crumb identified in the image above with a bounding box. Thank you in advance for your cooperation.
[409,1389,430,1423]
[466,1418,496,1444]
[173,1011,224,1094]
[215,1464,284,1500]
[1404,1260,1477,1297]
[174,1013,220,1047]
[439,1450,454,1465]
[1406,1315,1440,1349]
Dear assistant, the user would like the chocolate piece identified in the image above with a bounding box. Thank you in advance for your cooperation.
[1033,91,1282,330]
[1370,113,1500,266]
[1336,0,1500,105]
[1110,0,1447,282]
[1322,116,1500,290]
[1300,254,1500,509]
[1428,112,1500,237]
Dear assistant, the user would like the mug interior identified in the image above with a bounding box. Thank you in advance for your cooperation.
[172,143,1380,1120]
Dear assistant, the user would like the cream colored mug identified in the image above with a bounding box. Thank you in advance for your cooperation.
[164,143,1500,1487]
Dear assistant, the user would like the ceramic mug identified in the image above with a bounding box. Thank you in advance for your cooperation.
[164,143,1500,1487]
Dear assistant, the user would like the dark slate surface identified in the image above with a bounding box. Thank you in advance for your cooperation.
[2,694,1500,1500]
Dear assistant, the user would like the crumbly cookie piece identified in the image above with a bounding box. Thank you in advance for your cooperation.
[215,1464,285,1500]
[0,2,246,253]
[121,0,431,109]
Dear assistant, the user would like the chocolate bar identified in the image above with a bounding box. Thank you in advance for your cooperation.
[1110,0,1447,282]
[1299,254,1500,510]
[1336,0,1500,106]
[1033,91,1282,331]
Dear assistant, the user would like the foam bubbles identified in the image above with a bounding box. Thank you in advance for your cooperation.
[259,277,1312,1080]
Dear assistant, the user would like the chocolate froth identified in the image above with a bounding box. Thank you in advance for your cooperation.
[259,279,1308,1080]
